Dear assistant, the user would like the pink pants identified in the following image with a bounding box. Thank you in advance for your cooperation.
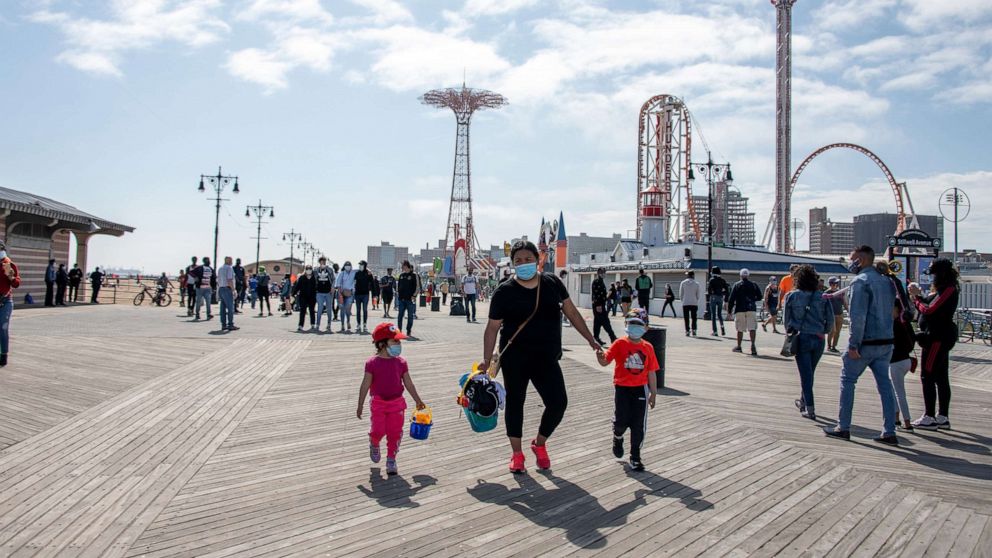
[370,396,407,458]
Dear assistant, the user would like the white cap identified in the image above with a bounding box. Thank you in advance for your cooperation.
[740,268,750,277]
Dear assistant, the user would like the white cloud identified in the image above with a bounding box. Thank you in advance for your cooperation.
[462,0,540,18]
[30,0,229,76]
[900,0,992,30]
[811,0,896,31]
[346,0,413,24]
[238,0,333,24]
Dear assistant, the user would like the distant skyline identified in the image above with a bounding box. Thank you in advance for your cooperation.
[1,0,990,272]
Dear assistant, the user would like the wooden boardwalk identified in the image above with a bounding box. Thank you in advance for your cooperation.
[0,304,990,556]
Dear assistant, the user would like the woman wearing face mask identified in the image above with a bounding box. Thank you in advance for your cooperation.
[293,266,317,331]
[482,240,603,473]
[335,261,357,333]
[0,241,21,367]
[353,260,375,334]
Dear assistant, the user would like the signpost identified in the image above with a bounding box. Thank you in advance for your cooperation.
[887,229,941,286]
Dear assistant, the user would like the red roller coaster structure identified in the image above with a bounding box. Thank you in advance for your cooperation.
[761,142,915,248]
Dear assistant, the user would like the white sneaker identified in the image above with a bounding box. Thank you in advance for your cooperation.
[935,415,951,430]
[911,415,939,431]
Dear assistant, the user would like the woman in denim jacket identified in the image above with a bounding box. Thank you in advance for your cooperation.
[783,265,835,420]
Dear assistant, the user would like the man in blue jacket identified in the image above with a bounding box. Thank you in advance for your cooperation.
[825,245,899,445]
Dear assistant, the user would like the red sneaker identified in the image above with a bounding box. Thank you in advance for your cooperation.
[509,451,526,474]
[531,440,551,470]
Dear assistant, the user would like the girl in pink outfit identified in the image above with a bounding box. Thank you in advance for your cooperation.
[357,322,426,475]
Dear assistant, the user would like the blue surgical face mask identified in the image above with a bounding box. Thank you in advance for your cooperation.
[626,325,646,339]
[387,344,402,357]
[515,262,538,280]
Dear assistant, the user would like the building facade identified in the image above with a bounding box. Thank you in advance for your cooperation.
[686,182,756,246]
[367,242,410,272]
[854,213,943,253]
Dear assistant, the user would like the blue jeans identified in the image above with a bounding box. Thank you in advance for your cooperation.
[0,297,12,354]
[709,295,724,333]
[195,287,212,318]
[465,293,477,321]
[838,344,897,436]
[397,299,415,334]
[339,295,353,327]
[354,294,369,326]
[794,333,825,410]
[315,293,332,327]
[218,287,235,328]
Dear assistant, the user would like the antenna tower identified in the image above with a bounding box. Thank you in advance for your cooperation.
[772,0,797,253]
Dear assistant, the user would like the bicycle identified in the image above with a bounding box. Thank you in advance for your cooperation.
[954,309,992,345]
[133,285,172,307]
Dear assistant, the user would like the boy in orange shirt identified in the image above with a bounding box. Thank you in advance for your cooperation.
[596,312,658,471]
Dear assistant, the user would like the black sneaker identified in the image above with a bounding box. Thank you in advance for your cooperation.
[629,457,645,471]
[732,346,742,353]
[0,353,7,367]
[824,427,850,440]
[801,408,816,420]
[612,436,624,458]
[874,435,898,446]
[750,345,758,356]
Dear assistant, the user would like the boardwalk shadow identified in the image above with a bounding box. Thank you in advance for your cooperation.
[913,431,991,456]
[864,441,992,481]
[949,355,992,365]
[357,471,437,509]
[659,387,690,397]
[467,470,708,549]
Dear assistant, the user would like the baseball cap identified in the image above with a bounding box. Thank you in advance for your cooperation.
[828,276,840,285]
[372,322,408,343]
[739,268,750,277]
[624,310,646,326]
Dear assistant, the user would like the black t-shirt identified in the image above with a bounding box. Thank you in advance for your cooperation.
[489,273,569,353]
[397,272,418,300]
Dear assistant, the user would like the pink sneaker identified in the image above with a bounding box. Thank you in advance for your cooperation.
[509,452,526,474]
[531,440,551,470]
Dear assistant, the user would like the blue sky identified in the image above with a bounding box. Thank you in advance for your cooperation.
[1,0,990,273]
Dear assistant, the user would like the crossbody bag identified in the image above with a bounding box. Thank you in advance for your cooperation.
[485,276,542,378]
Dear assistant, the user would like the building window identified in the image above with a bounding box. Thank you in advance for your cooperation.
[580,274,591,294]
[9,223,50,239]
[273,265,281,273]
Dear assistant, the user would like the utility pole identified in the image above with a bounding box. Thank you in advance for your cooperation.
[246,200,274,275]
[198,166,239,272]
[283,229,303,278]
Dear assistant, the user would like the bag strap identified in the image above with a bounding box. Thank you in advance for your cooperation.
[489,275,543,376]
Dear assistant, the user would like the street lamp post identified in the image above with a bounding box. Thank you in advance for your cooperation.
[283,230,303,277]
[246,200,274,276]
[198,166,239,273]
[688,152,732,318]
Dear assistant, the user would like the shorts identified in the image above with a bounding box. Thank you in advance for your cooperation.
[735,311,757,332]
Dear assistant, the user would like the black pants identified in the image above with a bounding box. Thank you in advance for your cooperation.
[662,299,676,317]
[382,290,393,309]
[45,282,54,306]
[68,283,79,302]
[56,284,67,305]
[257,287,271,313]
[90,284,101,302]
[501,348,568,440]
[187,286,196,312]
[593,305,616,342]
[236,284,246,307]
[637,290,650,309]
[442,293,447,305]
[465,294,477,321]
[920,337,954,417]
[683,305,698,333]
[298,297,315,328]
[614,385,650,459]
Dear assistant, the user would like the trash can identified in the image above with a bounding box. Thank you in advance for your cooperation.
[449,295,466,316]
[642,326,666,389]
[431,297,440,312]
[419,294,427,307]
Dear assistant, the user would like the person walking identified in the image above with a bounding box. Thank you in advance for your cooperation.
[380,268,396,319]
[156,272,173,301]
[679,271,701,336]
[185,257,198,316]
[178,269,188,307]
[462,268,480,323]
[825,277,847,351]
[783,265,834,420]
[762,276,781,333]
[293,265,317,331]
[217,256,238,331]
[727,268,763,355]
[909,258,959,431]
[89,267,105,303]
[707,266,729,336]
[661,284,676,317]
[233,258,246,313]
[619,279,633,315]
[55,264,68,306]
[354,261,375,334]
[335,261,357,333]
[825,245,899,445]
[44,259,56,307]
[890,298,916,430]
[279,273,293,316]
[256,266,272,316]
[68,263,83,303]
[370,272,381,311]
[248,273,258,309]
[607,282,617,316]
[440,280,449,306]
[482,240,602,473]
[314,257,336,332]
[396,261,418,337]
[192,257,216,320]
[635,269,653,310]
[591,267,617,346]
[0,241,21,367]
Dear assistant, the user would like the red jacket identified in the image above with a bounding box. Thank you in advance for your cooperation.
[0,259,21,299]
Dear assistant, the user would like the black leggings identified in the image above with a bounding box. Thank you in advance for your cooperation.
[661,299,676,317]
[298,297,315,327]
[501,349,568,440]
[920,337,954,417]
[257,287,271,313]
